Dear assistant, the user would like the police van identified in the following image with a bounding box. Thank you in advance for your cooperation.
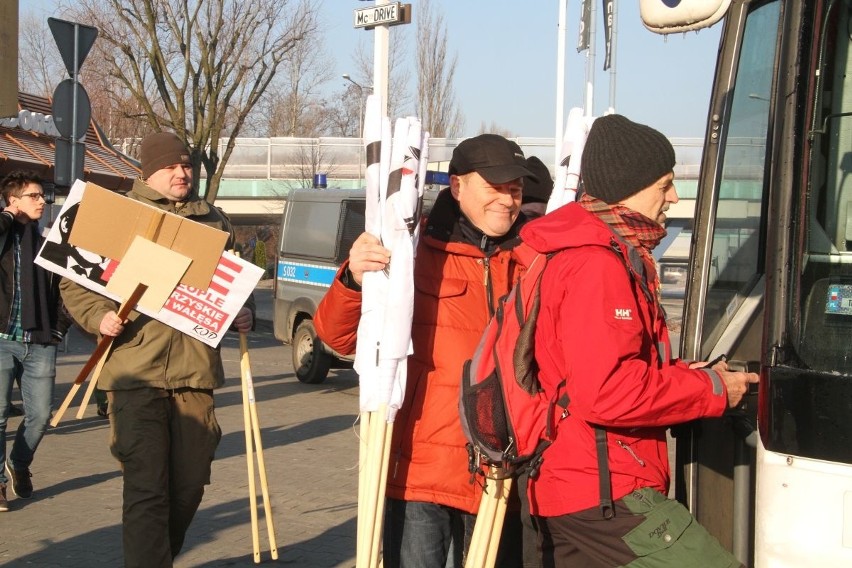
[274,181,443,384]
[273,188,365,384]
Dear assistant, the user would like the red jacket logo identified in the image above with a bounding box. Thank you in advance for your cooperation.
[614,308,632,320]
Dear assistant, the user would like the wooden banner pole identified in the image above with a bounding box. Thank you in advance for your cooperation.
[75,345,109,419]
[357,411,372,567]
[484,476,511,568]
[369,414,393,568]
[50,282,147,427]
[240,338,261,563]
[240,333,279,561]
[465,468,500,568]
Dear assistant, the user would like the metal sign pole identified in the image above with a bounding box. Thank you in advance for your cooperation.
[71,23,80,182]
[49,17,98,188]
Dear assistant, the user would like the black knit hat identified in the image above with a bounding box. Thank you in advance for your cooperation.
[140,132,191,179]
[581,114,675,203]
[449,134,537,185]
[522,156,554,204]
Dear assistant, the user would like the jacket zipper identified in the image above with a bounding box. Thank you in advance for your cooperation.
[483,256,495,318]
[616,440,646,466]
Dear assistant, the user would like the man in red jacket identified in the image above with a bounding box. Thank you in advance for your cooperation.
[315,134,537,567]
[522,114,758,567]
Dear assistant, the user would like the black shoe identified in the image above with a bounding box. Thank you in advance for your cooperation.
[5,462,32,499]
[7,405,23,417]
[97,403,109,418]
[0,483,8,512]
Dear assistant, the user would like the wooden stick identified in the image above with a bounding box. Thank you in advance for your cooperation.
[369,415,393,568]
[240,333,279,561]
[50,383,81,428]
[357,411,371,567]
[75,346,109,419]
[483,476,511,568]
[358,405,389,568]
[50,283,147,427]
[240,336,261,564]
[360,409,382,568]
[249,402,279,559]
[466,468,500,568]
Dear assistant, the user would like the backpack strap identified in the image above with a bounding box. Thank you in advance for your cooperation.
[595,427,614,519]
[570,230,652,520]
[547,381,613,519]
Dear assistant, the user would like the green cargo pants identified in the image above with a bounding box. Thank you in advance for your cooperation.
[536,488,742,568]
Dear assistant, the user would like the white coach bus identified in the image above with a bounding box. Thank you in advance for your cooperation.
[642,0,852,566]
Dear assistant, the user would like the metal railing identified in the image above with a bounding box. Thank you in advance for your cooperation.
[216,136,709,188]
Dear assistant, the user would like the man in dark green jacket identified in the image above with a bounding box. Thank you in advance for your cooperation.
[61,132,253,567]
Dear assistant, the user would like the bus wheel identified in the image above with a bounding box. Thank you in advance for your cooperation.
[292,320,331,384]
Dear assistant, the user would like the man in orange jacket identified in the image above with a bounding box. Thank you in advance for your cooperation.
[316,134,537,567]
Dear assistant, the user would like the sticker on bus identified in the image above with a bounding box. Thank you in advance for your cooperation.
[825,284,852,316]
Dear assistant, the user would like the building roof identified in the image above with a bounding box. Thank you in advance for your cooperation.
[0,91,140,192]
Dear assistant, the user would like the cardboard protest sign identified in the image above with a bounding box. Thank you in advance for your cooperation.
[105,236,192,313]
[69,182,228,289]
[36,180,263,347]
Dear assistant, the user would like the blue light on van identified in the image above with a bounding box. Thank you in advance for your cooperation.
[277,260,338,287]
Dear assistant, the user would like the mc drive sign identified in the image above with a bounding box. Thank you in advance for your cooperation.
[353,2,404,29]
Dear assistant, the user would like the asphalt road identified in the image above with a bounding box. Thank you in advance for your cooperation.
[0,284,686,567]
[1,282,361,567]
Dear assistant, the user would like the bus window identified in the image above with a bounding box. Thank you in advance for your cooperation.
[797,0,852,373]
[700,1,781,355]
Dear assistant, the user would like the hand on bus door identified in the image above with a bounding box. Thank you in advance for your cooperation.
[718,367,759,409]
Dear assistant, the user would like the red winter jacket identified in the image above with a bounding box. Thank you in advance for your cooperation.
[521,203,728,517]
[315,189,525,513]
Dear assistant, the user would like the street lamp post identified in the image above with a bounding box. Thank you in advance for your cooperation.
[343,73,367,186]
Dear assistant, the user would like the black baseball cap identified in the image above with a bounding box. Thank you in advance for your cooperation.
[449,134,538,184]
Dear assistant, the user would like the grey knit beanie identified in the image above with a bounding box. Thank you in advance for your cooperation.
[581,114,675,203]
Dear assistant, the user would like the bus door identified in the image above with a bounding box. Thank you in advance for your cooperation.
[669,0,852,565]
[755,0,852,565]
[674,0,778,564]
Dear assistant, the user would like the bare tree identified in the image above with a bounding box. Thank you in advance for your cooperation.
[293,142,337,189]
[260,30,334,137]
[68,0,320,203]
[415,1,464,138]
[320,84,362,138]
[17,12,64,97]
[352,27,412,121]
[477,121,514,138]
[18,9,149,152]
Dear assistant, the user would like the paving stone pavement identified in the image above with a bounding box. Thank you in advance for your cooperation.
[0,284,360,567]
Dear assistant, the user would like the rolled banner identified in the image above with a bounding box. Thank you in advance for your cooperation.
[548,108,591,213]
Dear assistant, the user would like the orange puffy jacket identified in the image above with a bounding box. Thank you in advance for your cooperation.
[315,189,525,513]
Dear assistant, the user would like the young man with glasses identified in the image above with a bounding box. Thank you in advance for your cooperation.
[0,170,70,512]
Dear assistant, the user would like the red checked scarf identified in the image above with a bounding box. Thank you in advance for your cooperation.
[579,193,666,302]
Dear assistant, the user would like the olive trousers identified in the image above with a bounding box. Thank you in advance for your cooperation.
[108,387,221,568]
